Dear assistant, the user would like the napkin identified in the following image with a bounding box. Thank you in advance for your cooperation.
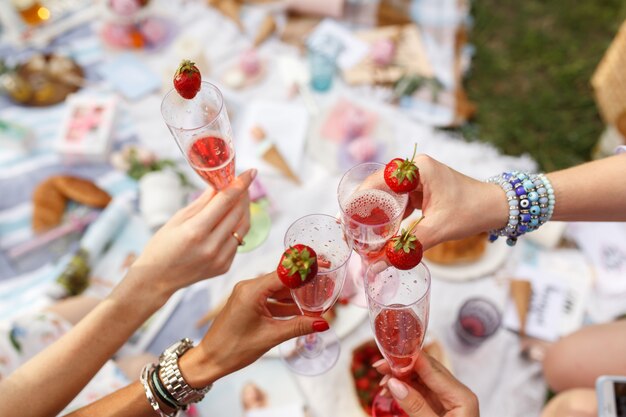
[236,100,309,178]
[98,54,160,100]
[503,248,592,341]
[567,222,626,295]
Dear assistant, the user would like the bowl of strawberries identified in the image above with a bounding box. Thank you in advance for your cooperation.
[351,340,385,416]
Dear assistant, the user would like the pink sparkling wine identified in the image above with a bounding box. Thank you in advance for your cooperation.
[344,189,402,258]
[187,136,235,190]
[374,306,424,374]
[292,256,335,317]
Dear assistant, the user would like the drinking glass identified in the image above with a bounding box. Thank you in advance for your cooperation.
[337,162,408,304]
[366,261,431,417]
[454,297,501,347]
[161,81,235,191]
[279,214,352,376]
[307,35,343,92]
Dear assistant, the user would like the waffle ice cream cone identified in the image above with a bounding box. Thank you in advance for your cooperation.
[251,125,300,184]
[259,141,300,184]
[212,0,243,30]
[254,14,277,47]
[510,279,532,337]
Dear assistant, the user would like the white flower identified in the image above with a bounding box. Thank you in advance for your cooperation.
[110,151,130,172]
[135,147,156,166]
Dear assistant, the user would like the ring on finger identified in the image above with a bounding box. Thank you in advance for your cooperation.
[232,231,245,246]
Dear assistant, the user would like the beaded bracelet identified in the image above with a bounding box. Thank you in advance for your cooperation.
[487,171,555,246]
[140,363,179,417]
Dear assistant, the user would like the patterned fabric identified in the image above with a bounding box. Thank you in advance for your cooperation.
[0,104,138,280]
[0,311,129,415]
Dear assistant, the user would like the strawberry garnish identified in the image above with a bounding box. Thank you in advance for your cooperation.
[277,244,318,289]
[384,143,420,193]
[173,59,201,99]
[385,216,425,270]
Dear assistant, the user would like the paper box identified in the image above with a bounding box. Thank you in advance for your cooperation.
[55,95,117,164]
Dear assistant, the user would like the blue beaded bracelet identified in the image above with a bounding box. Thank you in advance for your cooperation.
[487,171,556,246]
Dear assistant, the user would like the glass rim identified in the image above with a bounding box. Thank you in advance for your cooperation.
[160,81,225,132]
[365,262,432,309]
[337,162,405,226]
[283,213,352,274]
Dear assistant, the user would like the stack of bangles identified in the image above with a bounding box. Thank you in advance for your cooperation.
[141,363,183,417]
[487,171,556,246]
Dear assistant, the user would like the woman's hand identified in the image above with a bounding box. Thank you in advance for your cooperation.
[376,353,479,417]
[178,272,328,387]
[124,169,255,300]
[375,155,508,250]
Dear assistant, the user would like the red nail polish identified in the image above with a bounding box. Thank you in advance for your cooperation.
[312,320,329,332]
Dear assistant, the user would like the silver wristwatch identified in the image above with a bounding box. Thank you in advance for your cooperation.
[158,338,212,406]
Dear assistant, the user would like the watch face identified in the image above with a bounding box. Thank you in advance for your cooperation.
[177,338,194,355]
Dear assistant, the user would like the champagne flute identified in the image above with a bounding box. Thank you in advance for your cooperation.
[161,81,235,191]
[366,261,431,417]
[279,214,352,376]
[337,162,408,305]
[161,81,269,251]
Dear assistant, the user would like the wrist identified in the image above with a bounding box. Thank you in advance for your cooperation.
[485,182,509,230]
[472,182,509,233]
[178,344,224,389]
[111,265,172,313]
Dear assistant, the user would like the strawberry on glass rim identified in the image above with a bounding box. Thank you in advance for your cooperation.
[277,244,318,289]
[384,143,420,194]
[173,59,202,99]
[385,216,425,270]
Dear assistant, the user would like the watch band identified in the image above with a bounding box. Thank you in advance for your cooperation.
[158,338,212,406]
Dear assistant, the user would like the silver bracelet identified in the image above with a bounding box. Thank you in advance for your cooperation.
[140,363,179,417]
[159,338,212,406]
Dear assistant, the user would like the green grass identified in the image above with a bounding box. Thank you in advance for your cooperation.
[464,0,626,171]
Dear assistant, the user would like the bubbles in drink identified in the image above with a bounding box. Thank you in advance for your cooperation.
[374,306,424,372]
[345,189,402,224]
[343,189,404,257]
[187,135,234,190]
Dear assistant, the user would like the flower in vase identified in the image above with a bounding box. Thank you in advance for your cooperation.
[110,144,189,185]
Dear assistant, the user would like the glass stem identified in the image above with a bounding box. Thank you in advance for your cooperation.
[360,256,370,285]
[355,254,373,291]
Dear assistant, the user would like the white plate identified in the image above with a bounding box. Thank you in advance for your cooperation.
[264,303,369,358]
[423,238,509,282]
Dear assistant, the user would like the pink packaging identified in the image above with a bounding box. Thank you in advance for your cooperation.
[55,95,117,164]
